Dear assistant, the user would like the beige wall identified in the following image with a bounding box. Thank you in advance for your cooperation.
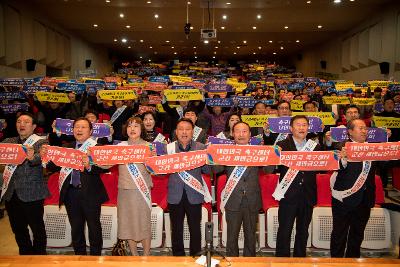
[293,4,400,83]
[0,1,112,78]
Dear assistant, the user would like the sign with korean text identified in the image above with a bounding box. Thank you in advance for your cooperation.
[205,98,233,107]
[352,98,376,106]
[373,116,400,128]
[0,78,25,86]
[42,146,86,170]
[0,103,29,114]
[35,92,70,103]
[57,82,86,94]
[322,96,351,105]
[268,116,323,133]
[290,100,305,111]
[345,142,400,161]
[207,145,281,166]
[138,105,156,114]
[148,95,162,104]
[98,90,137,100]
[241,115,272,128]
[89,145,151,165]
[335,82,355,91]
[145,150,207,174]
[280,151,339,171]
[292,112,336,125]
[0,144,27,165]
[0,92,26,100]
[23,85,51,94]
[169,75,193,83]
[204,83,233,93]
[55,118,111,138]
[331,127,387,143]
[163,89,203,101]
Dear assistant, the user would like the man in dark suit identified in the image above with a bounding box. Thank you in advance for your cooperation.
[274,115,321,257]
[1,112,49,255]
[42,117,109,255]
[330,118,376,258]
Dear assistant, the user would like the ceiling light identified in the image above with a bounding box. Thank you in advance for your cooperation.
[284,26,289,29]
[226,2,231,5]
[215,46,218,49]
[158,25,163,29]
[333,0,341,3]
[126,25,131,28]
[190,26,194,30]
[350,0,355,1]
[221,26,225,30]
[105,0,111,2]
[140,56,142,59]
[306,0,311,3]
[149,46,153,48]
[154,51,158,54]
[257,14,262,19]
[269,40,273,43]
[154,14,159,19]
[273,52,277,55]
[187,1,191,4]
[93,24,98,27]
[253,52,256,55]
[296,40,300,43]
[222,15,227,20]
[236,46,240,49]
[147,1,151,3]
[204,40,209,44]
[234,52,237,55]
[317,25,323,28]
[119,13,124,18]
[113,38,117,42]
[280,46,284,50]
[218,40,221,43]
[165,40,170,43]
[174,52,177,55]
[128,46,131,49]
[121,38,127,43]
[252,26,257,30]
[171,46,175,49]
[214,51,217,54]
[193,46,197,49]
[194,51,197,54]
[140,39,144,42]
[243,40,247,44]
[258,46,262,49]
[194,56,197,58]
[212,56,215,59]
[148,59,151,62]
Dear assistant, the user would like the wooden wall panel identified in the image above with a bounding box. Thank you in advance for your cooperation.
[21,15,34,60]
[350,33,359,70]
[33,20,46,62]
[368,22,382,64]
[358,29,369,67]
[63,36,71,69]
[46,27,56,65]
[55,32,64,67]
[341,38,351,71]
[4,5,21,66]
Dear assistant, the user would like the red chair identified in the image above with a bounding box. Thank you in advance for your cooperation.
[216,174,227,226]
[151,174,169,210]
[44,172,60,205]
[258,172,279,211]
[375,175,385,205]
[100,166,118,206]
[392,167,400,191]
[202,174,212,219]
[316,173,332,206]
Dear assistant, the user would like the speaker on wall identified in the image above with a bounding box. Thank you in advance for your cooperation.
[379,62,389,74]
[26,59,37,72]
[320,60,327,69]
[85,59,92,68]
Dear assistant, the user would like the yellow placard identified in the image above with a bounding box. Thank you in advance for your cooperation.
[227,78,238,83]
[335,83,355,91]
[352,98,376,106]
[241,115,272,128]
[163,89,203,101]
[373,116,400,128]
[156,104,180,113]
[250,81,266,85]
[292,112,336,125]
[169,75,193,83]
[290,100,305,111]
[322,96,351,105]
[255,66,265,71]
[35,92,70,103]
[227,81,248,92]
[266,81,274,87]
[98,90,137,100]
[368,80,390,87]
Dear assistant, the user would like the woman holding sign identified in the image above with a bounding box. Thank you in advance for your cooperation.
[116,117,153,256]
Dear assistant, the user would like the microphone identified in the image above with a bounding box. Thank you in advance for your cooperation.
[205,222,213,267]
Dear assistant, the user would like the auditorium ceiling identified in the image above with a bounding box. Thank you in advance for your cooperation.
[23,0,398,61]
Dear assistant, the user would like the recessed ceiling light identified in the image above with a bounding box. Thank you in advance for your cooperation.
[258,46,262,49]
[236,46,240,49]
[284,26,289,29]
[214,51,217,54]
[121,38,127,43]
[194,56,197,58]
[174,52,177,54]
[243,40,247,44]
[106,0,111,2]
[257,14,262,19]
[215,46,218,49]
[148,59,151,62]
[126,25,131,28]
[273,52,277,55]
[128,46,131,49]
[269,40,273,43]
[187,1,191,4]
[218,40,221,43]
[193,46,197,49]
[350,0,355,1]
[253,52,256,55]
[93,24,98,27]
[296,40,300,43]
[221,26,225,30]
[154,51,158,54]
[317,25,323,28]
[306,0,311,4]
[119,13,124,18]
[280,46,284,50]
[139,39,143,43]
[158,25,163,29]
[212,56,215,59]
[190,26,194,30]
[149,46,153,48]
[147,1,151,3]
[222,15,227,20]
[194,51,197,54]
[226,2,231,5]
[171,46,175,49]
[113,38,117,42]
[252,26,257,30]
[234,52,237,54]
[333,0,341,3]
[204,40,209,44]
[140,56,143,59]
[154,14,159,19]
[165,40,170,43]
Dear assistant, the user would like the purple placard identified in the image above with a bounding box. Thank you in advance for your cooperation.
[204,83,233,93]
[268,116,323,133]
[55,118,111,137]
[0,91,26,100]
[0,103,29,114]
[330,127,388,143]
[152,141,166,155]
[23,85,51,94]
[205,98,233,107]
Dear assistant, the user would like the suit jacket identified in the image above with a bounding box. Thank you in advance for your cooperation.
[332,141,376,208]
[2,136,50,202]
[276,136,321,206]
[165,140,210,205]
[46,141,109,207]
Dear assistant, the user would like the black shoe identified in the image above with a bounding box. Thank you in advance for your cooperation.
[0,208,4,219]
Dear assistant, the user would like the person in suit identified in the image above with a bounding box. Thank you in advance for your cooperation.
[166,118,210,256]
[1,112,49,255]
[263,101,292,145]
[330,118,376,258]
[214,121,269,257]
[170,108,207,144]
[274,115,321,257]
[41,117,109,255]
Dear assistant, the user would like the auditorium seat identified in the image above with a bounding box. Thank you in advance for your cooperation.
[316,173,331,206]
[100,166,118,206]
[151,174,169,210]
[392,167,400,191]
[259,173,279,211]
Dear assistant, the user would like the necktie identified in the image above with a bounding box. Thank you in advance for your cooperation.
[71,144,82,187]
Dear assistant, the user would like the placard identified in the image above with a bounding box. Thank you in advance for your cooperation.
[330,127,387,143]
[0,92,27,100]
[148,95,162,104]
[373,116,400,128]
[345,142,400,161]
[352,98,376,106]
[0,144,27,165]
[57,82,87,94]
[169,75,193,83]
[205,98,233,107]
[292,112,336,125]
[145,150,207,174]
[241,115,272,128]
[322,96,351,105]
[268,116,323,133]
[206,145,281,166]
[290,100,305,111]
[23,85,51,94]
[42,146,86,170]
[163,89,203,101]
[35,92,70,103]
[98,90,137,100]
[204,83,233,93]
[280,151,339,171]
[55,118,111,138]
[89,145,151,165]
[0,103,29,114]
[138,105,156,114]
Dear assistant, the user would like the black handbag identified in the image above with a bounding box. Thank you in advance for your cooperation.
[111,239,129,256]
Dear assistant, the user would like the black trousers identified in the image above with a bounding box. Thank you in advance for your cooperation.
[5,192,47,255]
[225,196,258,257]
[377,160,400,188]
[64,187,103,255]
[275,199,313,257]
[168,190,202,256]
[330,201,371,258]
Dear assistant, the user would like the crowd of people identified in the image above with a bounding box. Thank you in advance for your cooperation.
[0,63,399,258]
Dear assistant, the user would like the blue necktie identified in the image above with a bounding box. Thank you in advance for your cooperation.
[71,144,82,187]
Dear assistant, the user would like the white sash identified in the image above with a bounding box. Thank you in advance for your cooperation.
[274,133,289,146]
[176,106,184,118]
[330,161,372,202]
[57,138,97,192]
[167,141,211,203]
[272,139,318,201]
[219,166,248,213]
[154,132,166,143]
[1,134,44,200]
[110,105,127,124]
[126,163,152,210]
[193,126,202,141]
[216,132,227,139]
